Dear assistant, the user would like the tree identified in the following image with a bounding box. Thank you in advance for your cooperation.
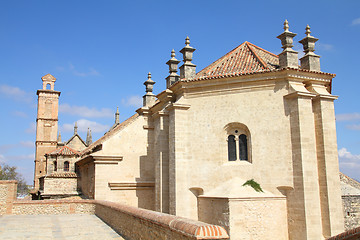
[0,162,29,197]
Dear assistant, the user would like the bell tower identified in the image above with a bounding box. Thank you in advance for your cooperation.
[33,74,61,189]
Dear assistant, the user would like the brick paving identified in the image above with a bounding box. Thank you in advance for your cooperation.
[0,214,125,240]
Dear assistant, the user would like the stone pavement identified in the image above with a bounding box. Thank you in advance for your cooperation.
[0,214,125,240]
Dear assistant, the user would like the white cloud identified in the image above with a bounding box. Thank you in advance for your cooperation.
[59,103,113,118]
[336,113,360,122]
[69,63,100,77]
[0,84,33,104]
[317,43,333,51]
[339,148,360,160]
[25,122,36,134]
[347,124,360,130]
[122,95,142,108]
[338,148,360,180]
[61,119,110,133]
[20,141,34,148]
[352,18,360,26]
[12,111,28,118]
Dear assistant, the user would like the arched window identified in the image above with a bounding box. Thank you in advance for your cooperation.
[64,161,69,172]
[224,123,251,162]
[46,83,51,90]
[228,135,237,161]
[53,161,57,172]
[239,134,248,160]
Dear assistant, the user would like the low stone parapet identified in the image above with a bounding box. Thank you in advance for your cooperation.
[95,200,229,240]
[11,199,95,215]
[0,180,229,239]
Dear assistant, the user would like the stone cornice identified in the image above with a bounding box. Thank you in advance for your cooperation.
[166,103,191,111]
[284,91,316,99]
[77,155,122,165]
[168,68,333,99]
[36,118,58,121]
[108,182,155,190]
[37,89,61,96]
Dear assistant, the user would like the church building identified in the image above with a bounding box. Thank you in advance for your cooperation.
[33,21,346,239]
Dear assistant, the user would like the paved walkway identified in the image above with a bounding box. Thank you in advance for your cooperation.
[0,214,125,240]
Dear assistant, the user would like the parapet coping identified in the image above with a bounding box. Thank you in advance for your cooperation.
[0,180,18,184]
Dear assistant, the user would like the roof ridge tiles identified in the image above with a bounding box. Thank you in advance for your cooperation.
[246,42,267,69]
[195,41,279,79]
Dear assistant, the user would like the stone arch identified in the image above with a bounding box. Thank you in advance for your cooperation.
[224,122,251,162]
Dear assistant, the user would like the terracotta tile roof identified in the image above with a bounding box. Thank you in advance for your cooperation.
[80,113,139,156]
[46,145,80,156]
[47,172,78,178]
[195,41,279,80]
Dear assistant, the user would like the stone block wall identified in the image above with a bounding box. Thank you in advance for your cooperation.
[0,180,17,215]
[11,200,95,215]
[343,196,360,230]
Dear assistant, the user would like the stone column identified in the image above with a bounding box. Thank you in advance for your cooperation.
[285,86,323,240]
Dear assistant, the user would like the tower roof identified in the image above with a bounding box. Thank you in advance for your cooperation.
[45,145,80,156]
[195,42,279,80]
[41,73,56,82]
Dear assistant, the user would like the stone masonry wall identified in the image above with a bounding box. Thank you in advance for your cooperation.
[0,180,17,215]
[343,196,360,231]
[12,200,95,215]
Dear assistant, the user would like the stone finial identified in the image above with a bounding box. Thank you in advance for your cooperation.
[86,128,92,146]
[143,72,156,107]
[299,24,320,71]
[57,131,62,142]
[115,107,120,124]
[179,36,196,79]
[276,20,299,69]
[166,49,181,88]
[284,19,289,32]
[74,122,78,135]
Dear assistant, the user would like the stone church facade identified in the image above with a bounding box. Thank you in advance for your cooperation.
[32,21,348,239]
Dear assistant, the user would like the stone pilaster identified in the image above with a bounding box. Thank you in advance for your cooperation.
[285,85,323,240]
[277,20,299,69]
[179,37,196,80]
[299,25,321,71]
[167,103,191,218]
[153,111,170,213]
[308,83,344,237]
[166,50,181,88]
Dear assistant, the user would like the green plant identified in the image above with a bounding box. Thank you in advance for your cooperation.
[242,179,264,192]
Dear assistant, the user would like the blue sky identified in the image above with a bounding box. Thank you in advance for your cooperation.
[0,0,359,184]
